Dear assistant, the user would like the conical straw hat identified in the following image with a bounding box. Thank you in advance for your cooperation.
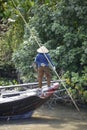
[37,46,49,53]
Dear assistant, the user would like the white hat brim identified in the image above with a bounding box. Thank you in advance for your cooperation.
[37,46,49,53]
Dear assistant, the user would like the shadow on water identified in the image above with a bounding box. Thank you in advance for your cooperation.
[0,117,61,125]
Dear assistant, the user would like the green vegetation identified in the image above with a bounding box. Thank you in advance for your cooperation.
[0,0,87,103]
[0,78,18,86]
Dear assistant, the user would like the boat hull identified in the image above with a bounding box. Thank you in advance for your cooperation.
[0,95,49,118]
[0,83,59,119]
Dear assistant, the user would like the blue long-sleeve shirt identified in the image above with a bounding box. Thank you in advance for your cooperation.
[35,53,54,68]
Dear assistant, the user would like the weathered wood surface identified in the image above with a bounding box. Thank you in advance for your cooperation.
[0,80,65,90]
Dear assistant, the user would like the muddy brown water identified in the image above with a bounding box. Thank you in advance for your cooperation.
[0,103,87,130]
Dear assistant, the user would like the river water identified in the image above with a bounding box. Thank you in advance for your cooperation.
[0,103,87,130]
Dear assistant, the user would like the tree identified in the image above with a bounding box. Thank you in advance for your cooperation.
[12,0,87,102]
[1,0,87,102]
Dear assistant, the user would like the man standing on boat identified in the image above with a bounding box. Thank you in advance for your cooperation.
[34,46,55,89]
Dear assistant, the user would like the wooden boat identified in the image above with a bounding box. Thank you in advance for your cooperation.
[0,81,59,119]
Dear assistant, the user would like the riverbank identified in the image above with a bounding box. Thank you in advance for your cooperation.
[0,103,87,130]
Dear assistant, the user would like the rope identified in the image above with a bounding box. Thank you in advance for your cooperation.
[11,0,83,116]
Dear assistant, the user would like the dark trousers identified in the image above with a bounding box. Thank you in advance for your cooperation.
[38,66,51,88]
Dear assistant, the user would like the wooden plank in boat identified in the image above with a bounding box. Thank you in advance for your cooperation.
[0,80,65,90]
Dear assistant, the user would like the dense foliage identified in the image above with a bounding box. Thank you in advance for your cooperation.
[0,0,87,102]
